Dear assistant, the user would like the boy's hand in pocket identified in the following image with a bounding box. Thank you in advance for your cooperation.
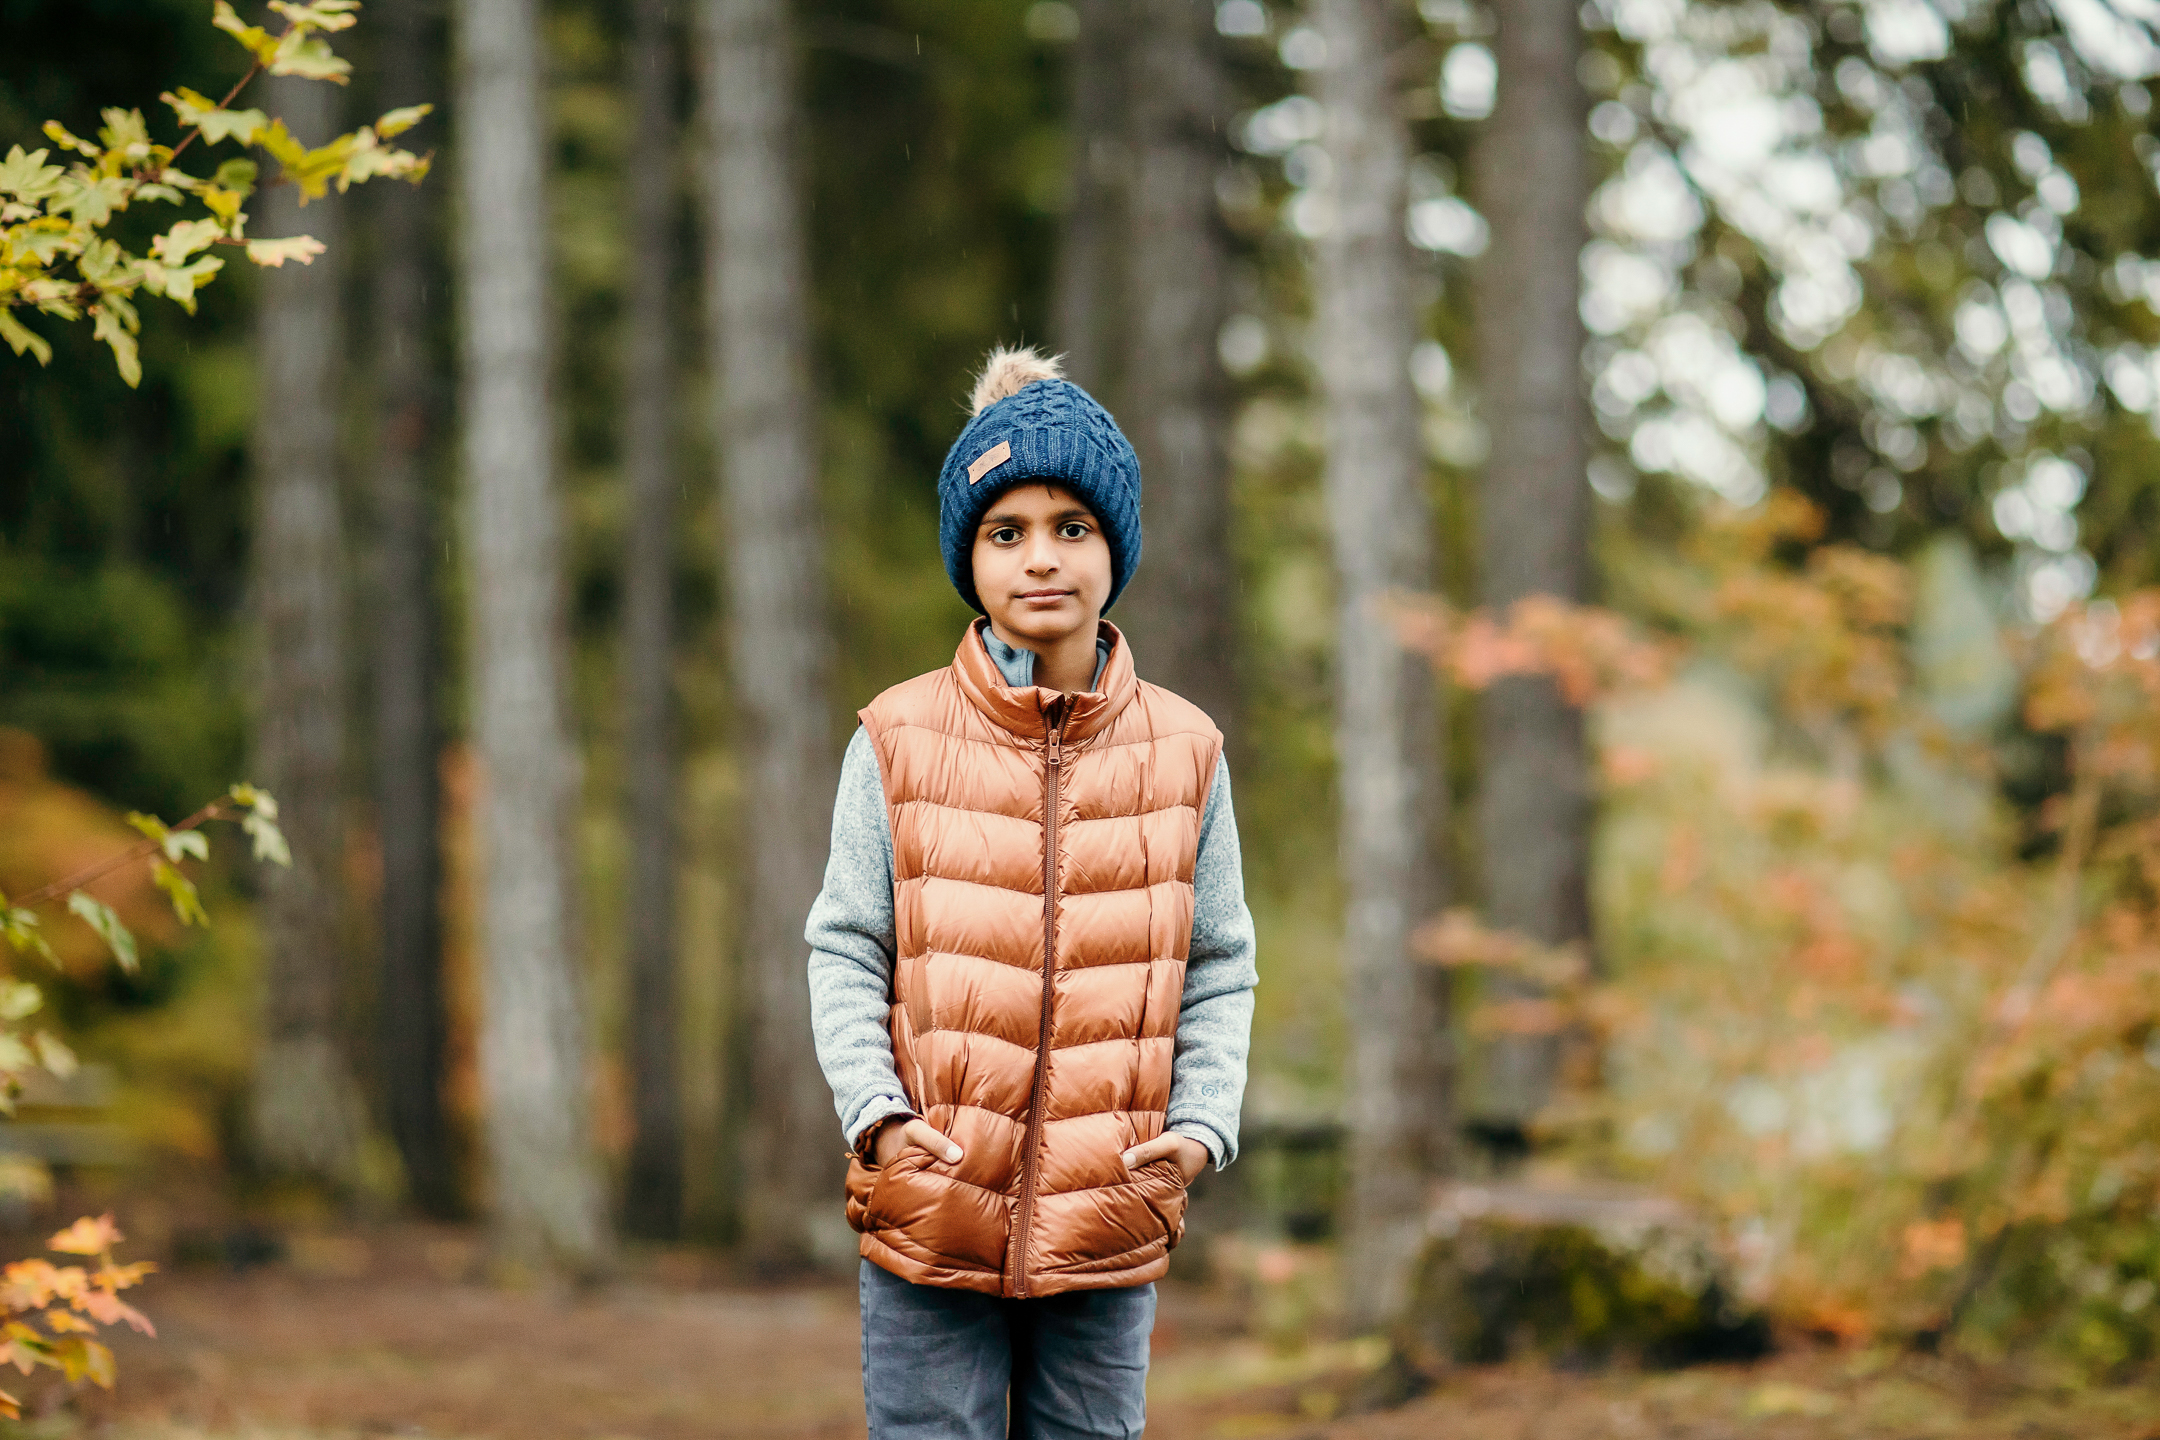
[872,1117,963,1168]
[1121,1133,1208,1184]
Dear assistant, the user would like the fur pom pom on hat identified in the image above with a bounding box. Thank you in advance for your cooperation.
[970,345,1066,414]
[937,345,1143,615]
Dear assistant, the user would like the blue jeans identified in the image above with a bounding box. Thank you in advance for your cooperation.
[859,1259,1155,1440]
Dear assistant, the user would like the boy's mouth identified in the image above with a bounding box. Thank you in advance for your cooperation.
[1017,588,1073,603]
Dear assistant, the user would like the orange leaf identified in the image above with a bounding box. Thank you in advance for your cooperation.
[47,1215,120,1256]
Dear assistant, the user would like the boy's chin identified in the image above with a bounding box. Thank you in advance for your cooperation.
[990,606,1098,646]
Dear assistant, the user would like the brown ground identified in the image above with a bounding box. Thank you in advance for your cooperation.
[35,1228,2160,1440]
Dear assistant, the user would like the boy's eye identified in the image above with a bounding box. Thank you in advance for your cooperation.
[990,526,1022,545]
[1058,522,1091,540]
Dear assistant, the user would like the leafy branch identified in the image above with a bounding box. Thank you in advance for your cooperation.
[0,1,432,386]
[0,784,287,1109]
[0,1215,155,1418]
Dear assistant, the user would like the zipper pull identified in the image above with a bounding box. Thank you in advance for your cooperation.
[1048,723,1062,767]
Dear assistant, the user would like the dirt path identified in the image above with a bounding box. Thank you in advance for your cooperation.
[68,1246,2160,1440]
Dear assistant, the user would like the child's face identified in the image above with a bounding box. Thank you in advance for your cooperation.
[971,482,1112,648]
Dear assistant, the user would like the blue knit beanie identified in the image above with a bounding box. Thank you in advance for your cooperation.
[937,347,1143,615]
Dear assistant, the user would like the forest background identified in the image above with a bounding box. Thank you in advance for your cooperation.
[8,0,2160,1403]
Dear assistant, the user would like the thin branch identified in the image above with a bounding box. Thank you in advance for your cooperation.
[9,802,229,911]
[165,54,268,167]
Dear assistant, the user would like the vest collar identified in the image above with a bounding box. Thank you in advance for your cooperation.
[953,618,1139,746]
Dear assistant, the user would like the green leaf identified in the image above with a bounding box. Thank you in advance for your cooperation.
[125,812,170,846]
[95,108,150,157]
[244,234,324,268]
[0,982,42,1024]
[149,218,225,267]
[253,119,309,174]
[161,89,267,147]
[31,1034,75,1081]
[212,158,258,195]
[50,174,127,228]
[125,811,205,864]
[0,147,64,203]
[227,783,275,817]
[372,104,433,140]
[65,893,137,973]
[0,910,54,965]
[9,219,76,267]
[242,810,291,867]
[76,238,143,292]
[202,186,248,232]
[142,254,224,312]
[270,0,361,29]
[0,310,52,367]
[211,0,279,64]
[268,33,353,83]
[39,121,99,158]
[91,308,140,388]
[150,861,206,928]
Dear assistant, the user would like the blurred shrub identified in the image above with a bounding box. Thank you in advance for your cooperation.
[1399,1203,1769,1370]
[1417,498,2160,1373]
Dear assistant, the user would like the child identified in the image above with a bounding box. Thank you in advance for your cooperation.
[806,346,1258,1438]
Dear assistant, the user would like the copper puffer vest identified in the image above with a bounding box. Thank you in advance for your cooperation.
[843,619,1223,1297]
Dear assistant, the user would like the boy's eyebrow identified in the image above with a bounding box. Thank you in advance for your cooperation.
[980,506,1097,526]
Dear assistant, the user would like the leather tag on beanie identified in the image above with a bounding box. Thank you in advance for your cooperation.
[967,440,1012,485]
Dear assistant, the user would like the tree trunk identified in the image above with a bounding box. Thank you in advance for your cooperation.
[620,0,684,1242]
[1112,0,1237,736]
[371,0,460,1220]
[1471,0,1591,1130]
[698,0,841,1268]
[455,0,611,1273]
[1309,0,1453,1331]
[1050,0,1124,392]
[250,72,369,1189]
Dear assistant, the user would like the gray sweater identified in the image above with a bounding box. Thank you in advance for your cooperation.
[804,628,1257,1168]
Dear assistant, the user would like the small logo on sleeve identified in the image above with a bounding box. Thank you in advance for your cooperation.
[968,440,1013,485]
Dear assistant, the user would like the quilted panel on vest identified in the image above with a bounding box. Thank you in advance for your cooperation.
[849,625,1221,1297]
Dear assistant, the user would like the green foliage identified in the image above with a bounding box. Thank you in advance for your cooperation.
[0,783,285,1111]
[1,0,430,385]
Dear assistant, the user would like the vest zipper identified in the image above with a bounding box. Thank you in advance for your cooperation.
[1011,704,1064,1297]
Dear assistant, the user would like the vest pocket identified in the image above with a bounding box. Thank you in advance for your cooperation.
[1136,1158,1191,1251]
[845,1151,922,1234]
[844,1154,880,1233]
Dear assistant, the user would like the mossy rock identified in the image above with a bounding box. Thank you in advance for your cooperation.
[1394,1184,1770,1374]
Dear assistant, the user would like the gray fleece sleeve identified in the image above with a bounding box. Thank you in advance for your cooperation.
[804,727,915,1152]
[1165,754,1258,1170]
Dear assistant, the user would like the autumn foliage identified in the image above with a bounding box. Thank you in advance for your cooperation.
[0,1215,153,1417]
[1410,499,2160,1371]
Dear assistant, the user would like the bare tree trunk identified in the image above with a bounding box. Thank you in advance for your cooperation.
[371,0,460,1220]
[455,0,610,1273]
[1050,0,1124,392]
[698,0,840,1268]
[1472,0,1591,1129]
[620,0,684,1242]
[1113,0,1237,735]
[250,72,369,1189]
[1310,0,1452,1331]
